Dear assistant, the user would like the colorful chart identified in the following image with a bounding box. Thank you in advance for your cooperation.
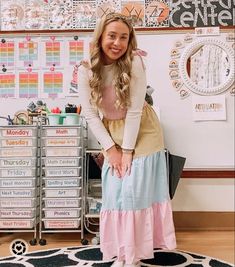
[18,41,38,66]
[69,40,84,65]
[43,71,64,98]
[0,41,15,67]
[45,41,61,67]
[19,72,39,98]
[0,73,16,98]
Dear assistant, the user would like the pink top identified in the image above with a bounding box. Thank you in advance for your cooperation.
[78,55,147,151]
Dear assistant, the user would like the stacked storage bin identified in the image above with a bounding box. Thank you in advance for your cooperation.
[39,124,86,245]
[0,125,39,245]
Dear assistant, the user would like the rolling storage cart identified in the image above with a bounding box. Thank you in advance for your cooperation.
[38,119,87,245]
[0,125,39,245]
[83,148,102,245]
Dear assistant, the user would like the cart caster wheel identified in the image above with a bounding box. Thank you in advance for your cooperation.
[91,237,100,245]
[39,239,47,246]
[29,239,37,246]
[81,239,89,245]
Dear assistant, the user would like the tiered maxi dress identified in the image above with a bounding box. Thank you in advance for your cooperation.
[78,55,176,264]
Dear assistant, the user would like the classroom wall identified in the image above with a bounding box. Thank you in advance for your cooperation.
[0,31,234,212]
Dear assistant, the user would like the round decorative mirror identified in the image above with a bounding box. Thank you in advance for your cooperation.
[179,38,234,96]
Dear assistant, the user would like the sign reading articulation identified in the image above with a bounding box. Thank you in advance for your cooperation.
[169,0,234,28]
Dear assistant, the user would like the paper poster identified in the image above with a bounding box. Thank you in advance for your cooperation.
[96,0,121,18]
[41,36,64,67]
[0,0,25,30]
[0,71,16,98]
[0,39,15,68]
[121,0,145,27]
[73,0,96,29]
[18,70,39,98]
[17,37,40,68]
[145,0,169,27]
[41,69,65,98]
[24,0,49,30]
[68,39,85,65]
[66,64,79,96]
[49,0,73,29]
[192,95,227,121]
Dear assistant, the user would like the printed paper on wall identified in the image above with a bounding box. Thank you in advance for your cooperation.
[192,95,227,121]
[0,39,15,68]
[0,0,25,30]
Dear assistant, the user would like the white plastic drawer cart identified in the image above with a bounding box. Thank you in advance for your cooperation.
[83,148,103,245]
[0,125,40,246]
[38,119,88,246]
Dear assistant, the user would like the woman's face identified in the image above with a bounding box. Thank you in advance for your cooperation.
[101,20,130,65]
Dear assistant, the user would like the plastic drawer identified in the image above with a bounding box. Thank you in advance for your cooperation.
[43,218,81,229]
[0,177,36,188]
[0,168,36,178]
[0,158,37,168]
[42,137,81,147]
[0,198,36,208]
[44,167,82,177]
[0,208,35,218]
[0,147,37,158]
[43,177,81,187]
[43,157,81,167]
[44,198,81,208]
[43,147,82,157]
[0,219,35,229]
[43,187,81,198]
[0,188,36,198]
[0,138,37,147]
[43,208,81,218]
[42,127,81,137]
[0,128,36,137]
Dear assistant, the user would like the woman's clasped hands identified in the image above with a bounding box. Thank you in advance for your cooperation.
[107,145,133,178]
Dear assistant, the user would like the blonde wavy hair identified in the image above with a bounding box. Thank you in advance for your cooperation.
[89,13,137,109]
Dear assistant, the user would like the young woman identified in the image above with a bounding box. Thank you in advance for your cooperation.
[78,12,176,267]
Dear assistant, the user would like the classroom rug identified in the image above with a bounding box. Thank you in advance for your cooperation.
[0,246,233,267]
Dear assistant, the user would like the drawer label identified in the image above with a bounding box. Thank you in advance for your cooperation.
[0,199,34,208]
[1,139,33,147]
[0,159,32,167]
[1,169,34,177]
[0,220,33,228]
[1,148,34,157]
[0,189,34,197]
[45,178,80,187]
[45,168,79,177]
[45,138,79,146]
[0,179,34,187]
[45,128,79,136]
[0,210,33,218]
[45,199,79,207]
[1,129,33,137]
[45,158,78,167]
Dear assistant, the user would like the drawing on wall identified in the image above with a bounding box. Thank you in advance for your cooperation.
[145,0,169,27]
[0,72,16,98]
[0,0,25,30]
[0,39,15,68]
[17,37,40,68]
[24,0,49,30]
[18,70,39,98]
[96,0,120,18]
[73,0,96,29]
[49,0,73,29]
[121,1,145,27]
